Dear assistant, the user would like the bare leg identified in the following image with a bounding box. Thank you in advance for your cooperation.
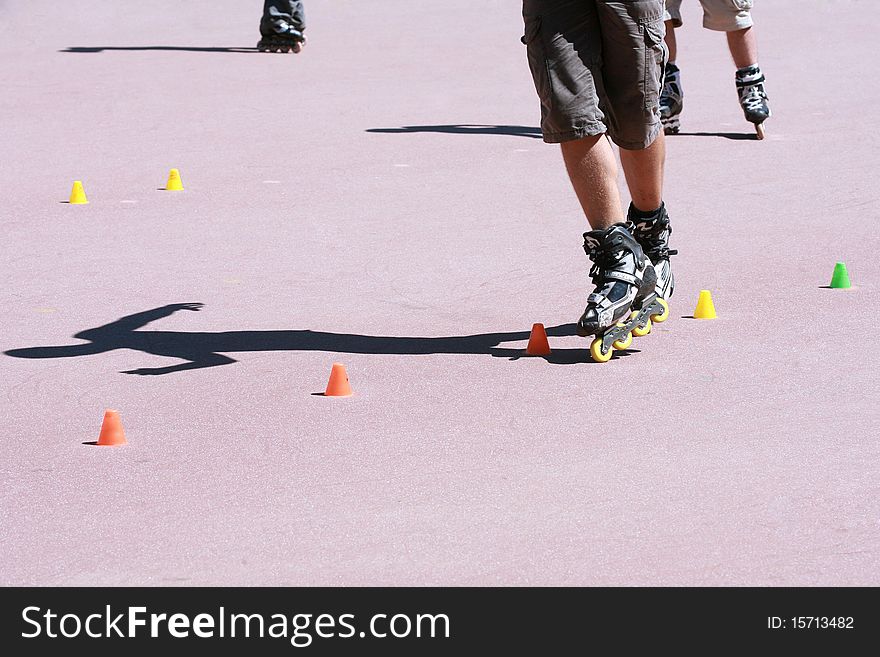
[560,134,624,230]
[726,26,758,68]
[664,21,677,61]
[619,131,665,212]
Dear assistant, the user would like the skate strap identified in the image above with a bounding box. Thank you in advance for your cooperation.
[649,247,678,259]
[587,293,611,308]
[603,270,639,286]
[630,218,669,234]
[736,74,765,88]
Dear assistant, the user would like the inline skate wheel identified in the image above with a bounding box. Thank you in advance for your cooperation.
[632,318,652,337]
[590,338,614,363]
[612,327,633,350]
[755,123,766,140]
[651,298,670,323]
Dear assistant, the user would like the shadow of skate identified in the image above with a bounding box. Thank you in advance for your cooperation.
[673,131,757,141]
[366,124,543,139]
[4,303,595,374]
[545,348,639,364]
[490,346,639,364]
[61,46,259,54]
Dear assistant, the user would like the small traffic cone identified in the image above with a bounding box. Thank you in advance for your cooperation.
[69,181,88,204]
[525,323,551,356]
[96,409,127,446]
[693,290,717,319]
[165,168,184,191]
[830,262,851,289]
[324,363,352,397]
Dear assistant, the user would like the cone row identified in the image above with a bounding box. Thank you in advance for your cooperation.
[66,169,183,203]
[89,271,853,446]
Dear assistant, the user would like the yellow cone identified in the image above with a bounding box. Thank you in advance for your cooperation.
[165,168,184,191]
[693,290,717,320]
[69,180,88,204]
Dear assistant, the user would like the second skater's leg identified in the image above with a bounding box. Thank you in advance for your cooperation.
[735,63,771,133]
[727,26,771,135]
[660,18,683,134]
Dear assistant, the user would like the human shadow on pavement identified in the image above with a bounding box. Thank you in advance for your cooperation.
[4,303,628,374]
[673,131,757,141]
[61,46,259,54]
[366,125,543,139]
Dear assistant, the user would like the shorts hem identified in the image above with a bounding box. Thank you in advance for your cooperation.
[663,10,682,28]
[703,15,753,32]
[609,121,663,151]
[542,123,607,144]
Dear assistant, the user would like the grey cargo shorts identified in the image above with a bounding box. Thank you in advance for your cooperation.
[521,0,667,149]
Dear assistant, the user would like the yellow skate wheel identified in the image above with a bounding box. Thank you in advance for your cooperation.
[651,298,670,323]
[590,338,614,363]
[612,330,633,350]
[756,123,766,140]
[632,318,652,337]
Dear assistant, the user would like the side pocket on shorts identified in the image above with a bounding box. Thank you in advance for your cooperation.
[521,15,542,46]
[641,17,667,112]
[522,16,553,112]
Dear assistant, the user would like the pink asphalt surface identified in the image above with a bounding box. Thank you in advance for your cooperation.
[1,1,878,586]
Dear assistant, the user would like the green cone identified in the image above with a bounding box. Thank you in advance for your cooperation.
[830,262,851,289]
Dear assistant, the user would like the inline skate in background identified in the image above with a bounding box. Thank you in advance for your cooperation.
[659,62,684,135]
[257,25,307,53]
[736,65,771,139]
[577,224,669,363]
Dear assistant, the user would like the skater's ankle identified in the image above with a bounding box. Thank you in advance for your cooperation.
[628,202,665,220]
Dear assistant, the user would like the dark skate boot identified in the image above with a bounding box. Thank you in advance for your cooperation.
[660,62,683,135]
[577,224,667,362]
[258,25,306,53]
[627,203,677,301]
[736,65,771,139]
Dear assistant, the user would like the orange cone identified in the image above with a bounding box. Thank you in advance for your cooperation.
[97,409,127,446]
[324,363,353,397]
[525,323,551,356]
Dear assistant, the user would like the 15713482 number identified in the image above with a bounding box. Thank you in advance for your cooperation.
[797,617,852,629]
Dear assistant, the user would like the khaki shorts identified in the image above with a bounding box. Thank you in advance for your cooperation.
[522,0,667,150]
[664,0,754,32]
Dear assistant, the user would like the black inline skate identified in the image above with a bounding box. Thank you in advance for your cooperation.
[627,202,677,301]
[577,224,668,363]
[736,65,770,139]
[257,25,307,53]
[258,0,306,54]
[659,62,684,135]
